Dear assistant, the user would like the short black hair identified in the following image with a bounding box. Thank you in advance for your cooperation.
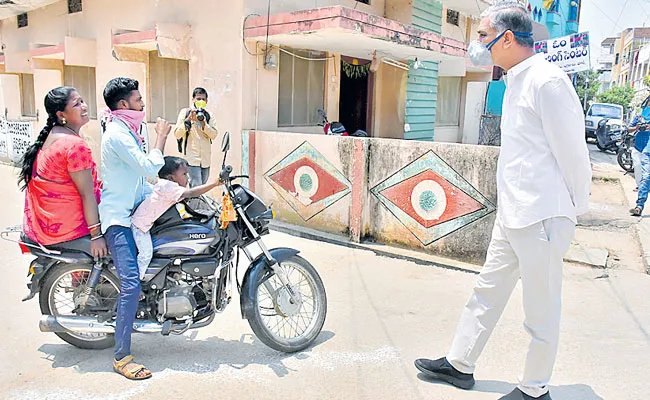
[103,77,139,111]
[159,156,189,179]
[193,87,208,99]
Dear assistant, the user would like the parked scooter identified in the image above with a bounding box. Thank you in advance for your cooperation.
[595,118,624,153]
[317,109,368,137]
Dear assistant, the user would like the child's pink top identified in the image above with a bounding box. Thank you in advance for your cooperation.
[131,179,185,232]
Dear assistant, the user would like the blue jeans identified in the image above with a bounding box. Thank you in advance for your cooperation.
[637,152,650,210]
[188,165,210,188]
[105,225,140,361]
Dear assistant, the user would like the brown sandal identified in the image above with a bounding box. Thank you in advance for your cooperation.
[113,355,152,380]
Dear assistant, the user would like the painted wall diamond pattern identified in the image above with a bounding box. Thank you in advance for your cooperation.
[265,141,351,221]
[371,151,496,245]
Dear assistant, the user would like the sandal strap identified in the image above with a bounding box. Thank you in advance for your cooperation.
[125,364,147,377]
[114,355,134,370]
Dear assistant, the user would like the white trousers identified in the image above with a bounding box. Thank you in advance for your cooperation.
[447,216,575,398]
[632,148,642,187]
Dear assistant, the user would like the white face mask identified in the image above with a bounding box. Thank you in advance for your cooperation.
[467,30,533,67]
[468,41,495,66]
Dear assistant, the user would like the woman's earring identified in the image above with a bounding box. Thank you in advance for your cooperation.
[61,118,67,125]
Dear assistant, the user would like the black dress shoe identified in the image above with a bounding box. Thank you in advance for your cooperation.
[414,357,475,390]
[499,388,552,400]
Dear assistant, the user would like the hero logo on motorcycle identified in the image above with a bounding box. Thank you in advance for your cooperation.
[188,233,207,239]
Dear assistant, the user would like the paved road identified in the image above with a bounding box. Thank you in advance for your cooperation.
[1,163,649,400]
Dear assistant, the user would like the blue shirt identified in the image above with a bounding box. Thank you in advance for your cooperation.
[630,115,650,153]
[99,119,164,233]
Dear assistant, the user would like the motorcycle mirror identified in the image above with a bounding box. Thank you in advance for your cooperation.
[221,131,231,153]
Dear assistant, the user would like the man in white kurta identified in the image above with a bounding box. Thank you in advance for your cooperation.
[414,3,592,400]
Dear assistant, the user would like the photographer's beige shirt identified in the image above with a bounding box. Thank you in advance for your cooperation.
[173,108,218,168]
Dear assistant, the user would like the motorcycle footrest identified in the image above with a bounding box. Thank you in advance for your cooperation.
[161,320,173,336]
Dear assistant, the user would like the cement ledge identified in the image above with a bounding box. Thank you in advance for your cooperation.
[269,220,482,275]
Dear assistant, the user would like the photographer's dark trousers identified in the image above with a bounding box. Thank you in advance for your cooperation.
[188,165,210,187]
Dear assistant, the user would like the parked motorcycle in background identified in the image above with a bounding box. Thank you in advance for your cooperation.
[595,118,624,154]
[317,109,368,137]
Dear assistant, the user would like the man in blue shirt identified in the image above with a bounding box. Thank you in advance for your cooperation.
[630,97,650,216]
[100,77,170,379]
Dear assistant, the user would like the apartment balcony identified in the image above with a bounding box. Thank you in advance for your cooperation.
[597,53,614,65]
[244,6,466,63]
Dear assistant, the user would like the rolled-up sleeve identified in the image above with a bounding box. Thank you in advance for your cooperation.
[107,133,164,178]
[538,77,592,216]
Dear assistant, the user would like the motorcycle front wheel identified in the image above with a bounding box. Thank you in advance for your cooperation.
[247,255,327,353]
[617,148,634,172]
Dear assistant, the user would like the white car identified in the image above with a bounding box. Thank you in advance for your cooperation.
[585,103,624,139]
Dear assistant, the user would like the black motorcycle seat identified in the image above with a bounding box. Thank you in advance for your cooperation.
[21,234,92,255]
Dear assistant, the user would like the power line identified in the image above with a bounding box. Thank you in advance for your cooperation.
[611,0,630,36]
[591,0,624,33]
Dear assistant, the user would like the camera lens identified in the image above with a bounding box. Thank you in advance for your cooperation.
[196,110,205,121]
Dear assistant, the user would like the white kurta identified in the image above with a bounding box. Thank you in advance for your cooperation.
[446,54,592,398]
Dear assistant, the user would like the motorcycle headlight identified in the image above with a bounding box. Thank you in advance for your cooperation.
[610,124,620,131]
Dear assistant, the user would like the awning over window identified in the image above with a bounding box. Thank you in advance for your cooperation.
[244,6,466,63]
[29,37,97,67]
[111,23,190,61]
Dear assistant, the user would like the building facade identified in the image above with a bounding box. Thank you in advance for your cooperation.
[0,0,498,156]
[597,37,616,94]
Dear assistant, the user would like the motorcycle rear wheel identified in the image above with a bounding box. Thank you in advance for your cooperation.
[247,255,327,353]
[39,264,119,350]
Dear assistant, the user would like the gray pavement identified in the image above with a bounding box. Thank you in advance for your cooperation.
[588,142,650,273]
[1,162,649,400]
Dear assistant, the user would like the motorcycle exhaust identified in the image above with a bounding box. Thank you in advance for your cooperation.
[39,315,164,334]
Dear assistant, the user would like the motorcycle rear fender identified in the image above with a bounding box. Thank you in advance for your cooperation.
[240,247,299,319]
[23,258,58,301]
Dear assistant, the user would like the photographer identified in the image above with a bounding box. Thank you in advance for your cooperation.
[173,87,218,187]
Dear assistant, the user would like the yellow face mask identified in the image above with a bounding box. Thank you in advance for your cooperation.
[194,100,207,109]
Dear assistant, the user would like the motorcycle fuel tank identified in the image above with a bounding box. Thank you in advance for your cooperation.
[152,222,217,256]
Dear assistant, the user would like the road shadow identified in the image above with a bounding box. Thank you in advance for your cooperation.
[38,330,335,378]
[416,374,604,399]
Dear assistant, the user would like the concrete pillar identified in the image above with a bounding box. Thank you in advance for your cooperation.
[348,138,368,243]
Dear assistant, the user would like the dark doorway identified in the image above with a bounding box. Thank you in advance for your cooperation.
[340,57,373,135]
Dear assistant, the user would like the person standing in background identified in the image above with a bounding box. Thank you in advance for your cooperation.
[174,87,218,187]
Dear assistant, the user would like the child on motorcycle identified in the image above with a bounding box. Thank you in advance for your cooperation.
[131,156,222,279]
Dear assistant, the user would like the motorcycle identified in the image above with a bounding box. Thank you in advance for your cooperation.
[317,109,368,137]
[617,129,636,173]
[2,132,327,353]
[595,118,624,153]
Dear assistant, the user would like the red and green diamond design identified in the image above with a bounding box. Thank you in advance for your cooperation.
[371,151,495,245]
[265,141,351,221]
